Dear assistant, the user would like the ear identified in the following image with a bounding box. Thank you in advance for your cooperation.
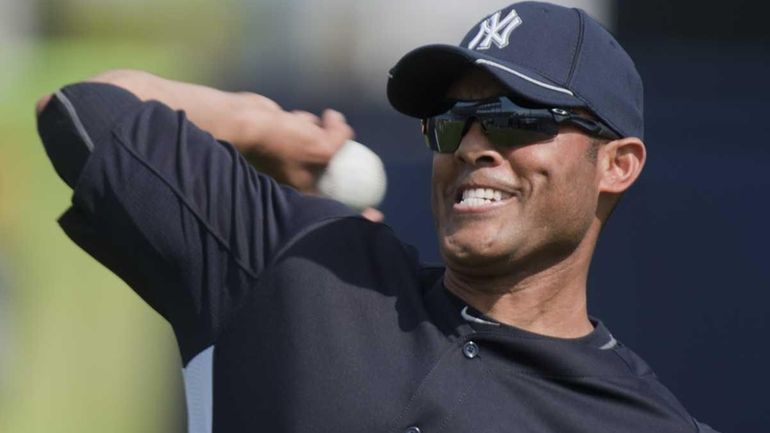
[598,137,646,194]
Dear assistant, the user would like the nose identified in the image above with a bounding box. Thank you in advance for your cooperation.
[454,121,505,167]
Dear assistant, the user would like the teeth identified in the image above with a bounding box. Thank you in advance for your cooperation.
[459,197,492,207]
[461,188,508,201]
[458,187,511,207]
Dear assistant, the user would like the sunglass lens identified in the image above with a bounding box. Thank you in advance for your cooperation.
[484,127,554,147]
[432,119,466,153]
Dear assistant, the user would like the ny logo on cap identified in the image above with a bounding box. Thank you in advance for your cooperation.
[467,9,523,51]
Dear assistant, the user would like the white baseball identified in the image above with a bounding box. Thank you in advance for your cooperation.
[318,140,387,211]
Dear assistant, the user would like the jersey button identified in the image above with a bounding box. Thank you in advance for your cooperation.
[404,426,421,433]
[462,341,480,359]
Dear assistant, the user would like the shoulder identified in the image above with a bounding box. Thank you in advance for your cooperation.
[268,217,430,274]
[603,338,713,431]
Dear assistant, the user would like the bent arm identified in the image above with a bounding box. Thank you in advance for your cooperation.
[35,80,353,361]
[85,69,280,150]
[37,69,354,192]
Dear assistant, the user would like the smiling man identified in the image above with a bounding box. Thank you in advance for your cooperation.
[427,70,631,339]
[390,33,646,339]
[37,1,718,432]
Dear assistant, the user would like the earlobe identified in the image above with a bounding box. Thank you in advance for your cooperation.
[598,137,646,194]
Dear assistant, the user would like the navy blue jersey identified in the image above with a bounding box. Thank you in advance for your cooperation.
[38,83,720,433]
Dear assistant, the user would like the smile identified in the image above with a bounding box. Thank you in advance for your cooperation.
[455,187,513,210]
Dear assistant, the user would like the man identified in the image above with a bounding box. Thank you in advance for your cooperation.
[36,1,719,432]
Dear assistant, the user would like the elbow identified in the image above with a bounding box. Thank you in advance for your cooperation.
[35,94,53,116]
[35,69,147,119]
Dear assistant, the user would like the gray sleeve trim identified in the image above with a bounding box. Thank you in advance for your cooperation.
[695,419,721,433]
[54,90,95,152]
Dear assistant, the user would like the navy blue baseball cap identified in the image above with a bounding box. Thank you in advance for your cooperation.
[387,1,644,139]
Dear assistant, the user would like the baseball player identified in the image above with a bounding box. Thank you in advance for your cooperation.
[36,2,720,432]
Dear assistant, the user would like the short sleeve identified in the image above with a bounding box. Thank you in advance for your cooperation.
[39,82,352,360]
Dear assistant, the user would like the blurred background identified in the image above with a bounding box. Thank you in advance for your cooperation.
[0,0,768,432]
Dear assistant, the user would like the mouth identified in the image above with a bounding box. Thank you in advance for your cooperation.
[454,186,514,211]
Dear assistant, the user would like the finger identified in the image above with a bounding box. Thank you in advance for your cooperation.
[360,208,384,223]
[321,109,353,136]
[291,110,321,125]
[276,113,334,163]
[321,109,354,152]
[291,109,352,164]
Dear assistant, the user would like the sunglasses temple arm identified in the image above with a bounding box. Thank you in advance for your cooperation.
[567,116,619,140]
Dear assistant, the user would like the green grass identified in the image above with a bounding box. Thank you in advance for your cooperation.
[0,37,215,433]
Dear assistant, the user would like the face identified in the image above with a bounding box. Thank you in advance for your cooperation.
[431,72,603,277]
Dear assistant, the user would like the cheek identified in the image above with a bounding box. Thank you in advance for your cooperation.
[547,161,600,228]
[431,154,456,190]
[505,147,554,198]
[516,141,593,188]
[514,147,599,221]
[432,153,454,176]
[431,155,454,214]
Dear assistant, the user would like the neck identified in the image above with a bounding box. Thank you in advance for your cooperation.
[444,232,597,339]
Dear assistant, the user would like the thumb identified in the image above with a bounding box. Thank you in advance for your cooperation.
[321,109,354,153]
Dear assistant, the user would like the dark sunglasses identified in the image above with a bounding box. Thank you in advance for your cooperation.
[421,96,619,153]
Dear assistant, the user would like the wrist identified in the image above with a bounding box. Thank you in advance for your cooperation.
[225,93,282,152]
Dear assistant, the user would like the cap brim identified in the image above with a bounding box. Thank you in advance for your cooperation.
[387,44,585,118]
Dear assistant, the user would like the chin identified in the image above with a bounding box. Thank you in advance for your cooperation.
[440,232,512,272]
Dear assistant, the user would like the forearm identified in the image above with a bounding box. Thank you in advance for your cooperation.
[37,70,354,193]
[86,69,278,150]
